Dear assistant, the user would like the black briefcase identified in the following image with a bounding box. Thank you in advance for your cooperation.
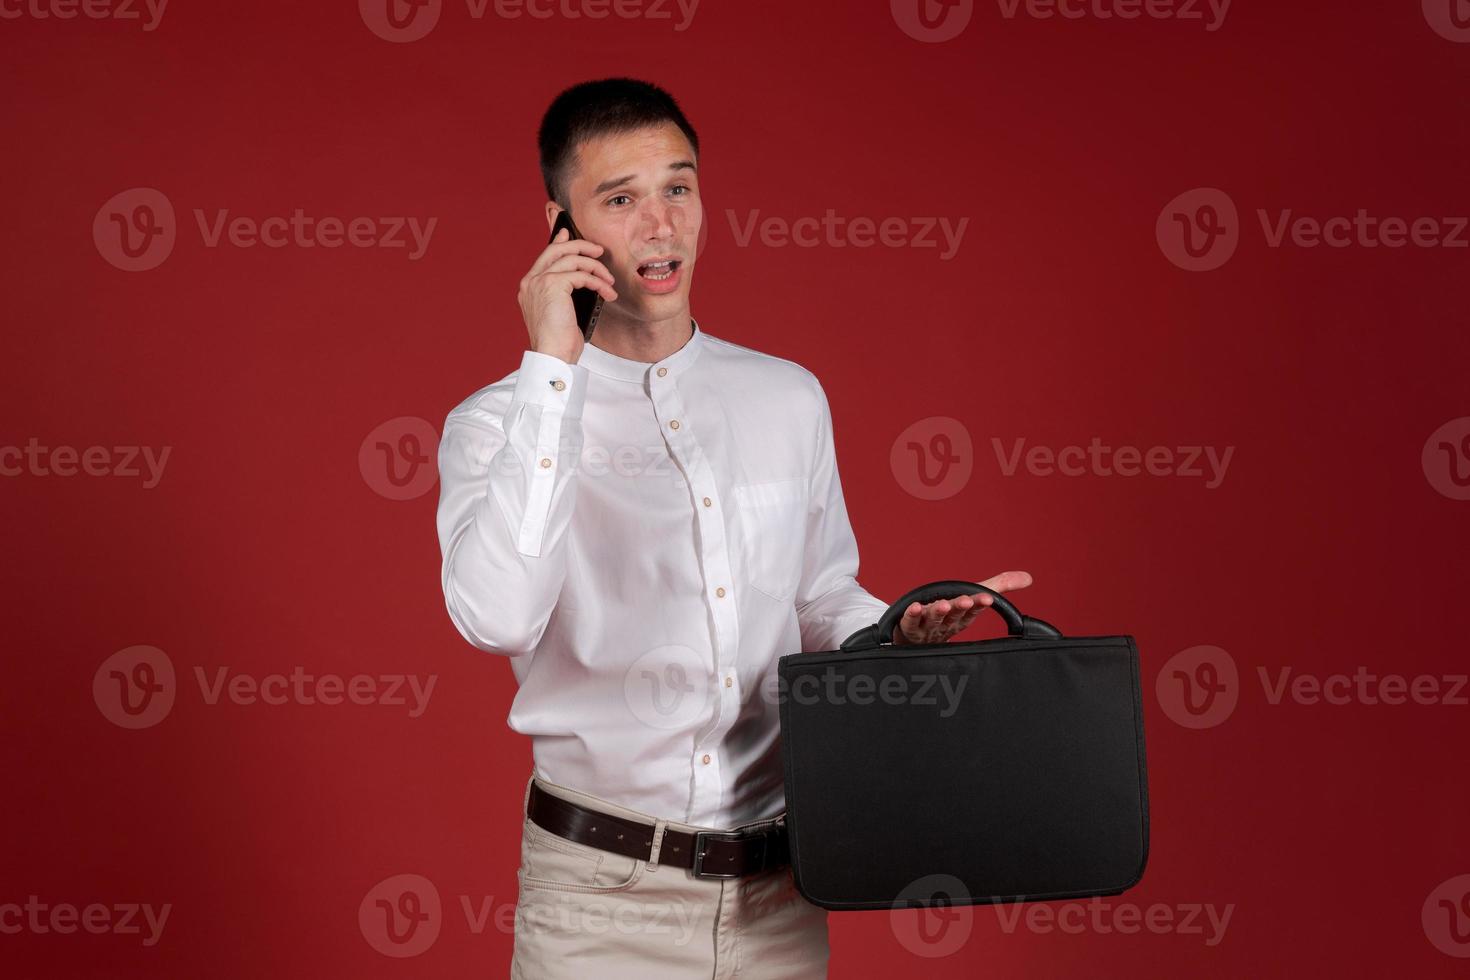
[776,580,1149,911]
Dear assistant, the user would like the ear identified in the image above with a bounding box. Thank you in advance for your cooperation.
[544,201,562,232]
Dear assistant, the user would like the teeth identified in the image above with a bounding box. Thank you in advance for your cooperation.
[641,260,675,281]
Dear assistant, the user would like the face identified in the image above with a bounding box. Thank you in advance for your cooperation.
[551,122,702,326]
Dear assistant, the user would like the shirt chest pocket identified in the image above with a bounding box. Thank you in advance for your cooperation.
[732,478,808,603]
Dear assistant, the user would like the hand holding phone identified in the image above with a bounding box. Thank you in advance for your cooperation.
[517,210,617,362]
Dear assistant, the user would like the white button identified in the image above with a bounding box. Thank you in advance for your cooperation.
[551,379,566,391]
[669,419,680,430]
[715,587,726,598]
[724,676,733,688]
[702,496,712,507]
[657,367,667,377]
[539,458,552,468]
[701,754,711,765]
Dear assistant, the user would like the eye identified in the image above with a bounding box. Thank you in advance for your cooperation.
[669,184,690,197]
[607,194,632,208]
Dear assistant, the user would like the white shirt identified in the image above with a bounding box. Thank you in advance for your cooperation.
[435,319,888,828]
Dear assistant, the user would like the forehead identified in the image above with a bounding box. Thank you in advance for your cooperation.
[566,122,697,192]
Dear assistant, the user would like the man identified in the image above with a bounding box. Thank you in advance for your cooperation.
[435,77,1032,978]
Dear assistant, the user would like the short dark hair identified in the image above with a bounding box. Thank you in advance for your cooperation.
[538,77,700,208]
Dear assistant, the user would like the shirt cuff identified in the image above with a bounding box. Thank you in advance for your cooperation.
[512,350,591,419]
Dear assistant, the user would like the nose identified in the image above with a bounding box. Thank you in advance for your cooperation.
[637,198,678,245]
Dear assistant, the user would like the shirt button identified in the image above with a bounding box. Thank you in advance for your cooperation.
[725,676,733,688]
[551,379,566,391]
[657,367,667,377]
[703,496,712,507]
[539,458,552,468]
[669,419,680,430]
[701,754,711,765]
[715,587,726,598]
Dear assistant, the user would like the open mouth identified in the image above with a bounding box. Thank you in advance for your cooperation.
[636,258,682,282]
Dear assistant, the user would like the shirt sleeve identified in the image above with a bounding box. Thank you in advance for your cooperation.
[435,350,589,657]
[793,378,890,653]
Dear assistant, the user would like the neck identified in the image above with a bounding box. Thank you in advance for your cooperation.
[588,307,694,363]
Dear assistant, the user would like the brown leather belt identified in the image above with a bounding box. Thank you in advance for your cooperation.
[526,782,789,880]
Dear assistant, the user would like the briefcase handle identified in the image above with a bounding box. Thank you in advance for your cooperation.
[839,579,1063,651]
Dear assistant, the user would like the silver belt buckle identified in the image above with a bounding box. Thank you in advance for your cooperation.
[691,829,765,880]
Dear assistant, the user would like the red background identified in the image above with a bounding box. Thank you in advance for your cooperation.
[4,0,1468,976]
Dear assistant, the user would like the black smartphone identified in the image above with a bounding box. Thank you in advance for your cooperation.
[549,210,605,341]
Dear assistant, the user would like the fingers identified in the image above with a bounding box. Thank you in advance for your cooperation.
[978,570,1034,594]
[530,230,608,276]
[542,252,617,286]
[552,270,617,302]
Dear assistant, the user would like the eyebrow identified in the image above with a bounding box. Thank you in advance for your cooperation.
[591,160,698,196]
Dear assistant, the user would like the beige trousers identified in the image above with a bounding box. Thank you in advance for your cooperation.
[510,773,830,979]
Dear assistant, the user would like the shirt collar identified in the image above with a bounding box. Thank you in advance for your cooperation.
[576,317,704,384]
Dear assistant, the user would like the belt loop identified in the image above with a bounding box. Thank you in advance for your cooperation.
[646,819,668,873]
[522,773,536,816]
